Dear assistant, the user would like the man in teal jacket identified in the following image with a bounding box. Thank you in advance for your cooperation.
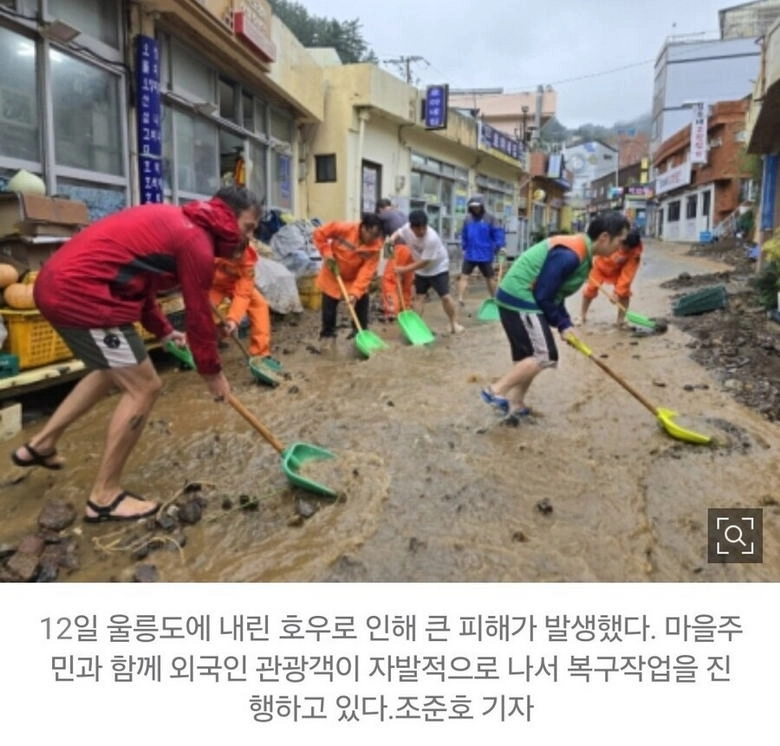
[480,211,629,424]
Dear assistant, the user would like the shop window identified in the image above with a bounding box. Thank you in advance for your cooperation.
[219,77,237,122]
[48,0,120,48]
[0,28,40,164]
[161,104,173,194]
[686,195,697,219]
[174,110,218,196]
[315,154,337,183]
[421,173,440,202]
[668,200,680,222]
[171,42,214,104]
[242,92,254,132]
[51,50,124,176]
[56,177,126,220]
[219,129,244,186]
[702,190,711,217]
[271,152,292,210]
[410,171,422,197]
[254,99,266,135]
[269,107,291,142]
[248,140,267,201]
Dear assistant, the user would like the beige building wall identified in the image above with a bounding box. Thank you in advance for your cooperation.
[305,63,524,225]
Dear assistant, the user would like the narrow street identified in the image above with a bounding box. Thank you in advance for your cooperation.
[1,240,777,582]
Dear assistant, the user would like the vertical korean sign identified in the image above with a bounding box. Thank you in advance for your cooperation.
[690,102,708,165]
[135,35,163,204]
[423,85,448,130]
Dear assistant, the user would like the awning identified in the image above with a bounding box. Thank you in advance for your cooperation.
[748,78,780,154]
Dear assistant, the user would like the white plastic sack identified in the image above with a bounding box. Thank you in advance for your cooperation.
[270,221,322,278]
[255,257,303,315]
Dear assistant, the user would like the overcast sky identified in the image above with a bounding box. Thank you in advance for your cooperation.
[297,0,739,127]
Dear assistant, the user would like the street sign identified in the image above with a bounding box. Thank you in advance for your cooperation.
[423,85,448,130]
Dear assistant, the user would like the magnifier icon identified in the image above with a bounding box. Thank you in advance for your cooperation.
[723,524,747,546]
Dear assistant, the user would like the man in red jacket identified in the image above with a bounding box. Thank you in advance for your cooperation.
[10,186,261,522]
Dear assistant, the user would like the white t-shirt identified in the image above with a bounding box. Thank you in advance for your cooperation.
[396,224,451,276]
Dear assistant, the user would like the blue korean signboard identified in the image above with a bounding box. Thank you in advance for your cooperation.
[424,84,448,130]
[761,154,778,231]
[135,35,163,204]
[479,121,522,163]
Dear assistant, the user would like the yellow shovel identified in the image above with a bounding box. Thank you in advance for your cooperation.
[566,333,711,445]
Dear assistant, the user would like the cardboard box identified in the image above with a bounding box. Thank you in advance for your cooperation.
[0,235,69,271]
[0,193,89,238]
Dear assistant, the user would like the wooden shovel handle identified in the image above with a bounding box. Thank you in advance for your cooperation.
[227,393,286,454]
[597,283,629,314]
[586,354,658,416]
[396,280,406,312]
[334,273,364,331]
[211,303,252,363]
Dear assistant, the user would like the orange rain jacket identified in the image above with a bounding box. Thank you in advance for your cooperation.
[381,244,414,316]
[583,241,643,300]
[312,222,382,301]
[210,243,272,357]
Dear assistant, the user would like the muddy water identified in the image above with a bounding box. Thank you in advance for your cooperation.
[1,240,778,582]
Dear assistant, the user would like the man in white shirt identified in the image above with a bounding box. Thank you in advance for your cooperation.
[392,210,465,334]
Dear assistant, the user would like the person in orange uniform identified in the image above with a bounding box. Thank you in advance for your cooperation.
[312,213,384,339]
[209,240,275,363]
[580,228,643,328]
[380,243,414,320]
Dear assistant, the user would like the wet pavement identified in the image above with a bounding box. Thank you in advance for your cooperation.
[1,239,778,582]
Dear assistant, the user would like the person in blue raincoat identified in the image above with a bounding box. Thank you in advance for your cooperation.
[456,195,506,306]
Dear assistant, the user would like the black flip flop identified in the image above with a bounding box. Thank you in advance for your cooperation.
[84,491,160,523]
[11,443,63,471]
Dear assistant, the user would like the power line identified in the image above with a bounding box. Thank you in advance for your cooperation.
[506,59,655,91]
[381,54,426,84]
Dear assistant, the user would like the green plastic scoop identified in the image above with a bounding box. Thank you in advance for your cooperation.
[164,341,196,369]
[334,272,389,357]
[227,394,338,498]
[476,255,506,322]
[396,286,435,345]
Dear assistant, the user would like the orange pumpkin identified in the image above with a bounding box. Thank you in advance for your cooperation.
[4,282,36,310]
[0,263,19,289]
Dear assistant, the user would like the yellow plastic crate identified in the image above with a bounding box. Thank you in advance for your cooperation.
[0,309,74,369]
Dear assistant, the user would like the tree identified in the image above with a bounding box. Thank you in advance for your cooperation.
[268,0,377,64]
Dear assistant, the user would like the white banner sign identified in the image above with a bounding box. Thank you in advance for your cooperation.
[690,102,708,165]
[656,160,692,196]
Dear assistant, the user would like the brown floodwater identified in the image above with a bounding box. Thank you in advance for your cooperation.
[1,240,778,582]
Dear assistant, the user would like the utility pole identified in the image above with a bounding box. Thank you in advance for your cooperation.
[382,55,425,84]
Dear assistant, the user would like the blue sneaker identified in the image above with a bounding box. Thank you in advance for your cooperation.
[501,407,532,427]
[480,387,510,415]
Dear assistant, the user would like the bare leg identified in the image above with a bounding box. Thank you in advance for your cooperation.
[12,370,114,467]
[491,357,544,410]
[440,294,464,333]
[486,274,497,297]
[456,274,468,305]
[85,358,162,518]
[616,295,630,327]
[580,295,595,325]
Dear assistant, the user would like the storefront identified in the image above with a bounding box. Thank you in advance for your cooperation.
[409,152,470,242]
[0,1,130,218]
[158,32,296,211]
[0,0,320,218]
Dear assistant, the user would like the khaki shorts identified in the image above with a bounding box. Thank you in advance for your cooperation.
[55,324,148,370]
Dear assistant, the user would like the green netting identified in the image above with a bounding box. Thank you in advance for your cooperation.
[672,284,728,317]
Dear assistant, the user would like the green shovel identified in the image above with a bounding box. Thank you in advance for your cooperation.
[476,255,506,322]
[333,271,389,358]
[227,393,338,498]
[396,284,435,345]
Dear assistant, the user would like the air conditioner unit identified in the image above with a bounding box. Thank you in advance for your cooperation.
[708,137,722,148]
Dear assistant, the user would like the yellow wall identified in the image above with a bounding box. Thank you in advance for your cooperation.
[304,64,524,223]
